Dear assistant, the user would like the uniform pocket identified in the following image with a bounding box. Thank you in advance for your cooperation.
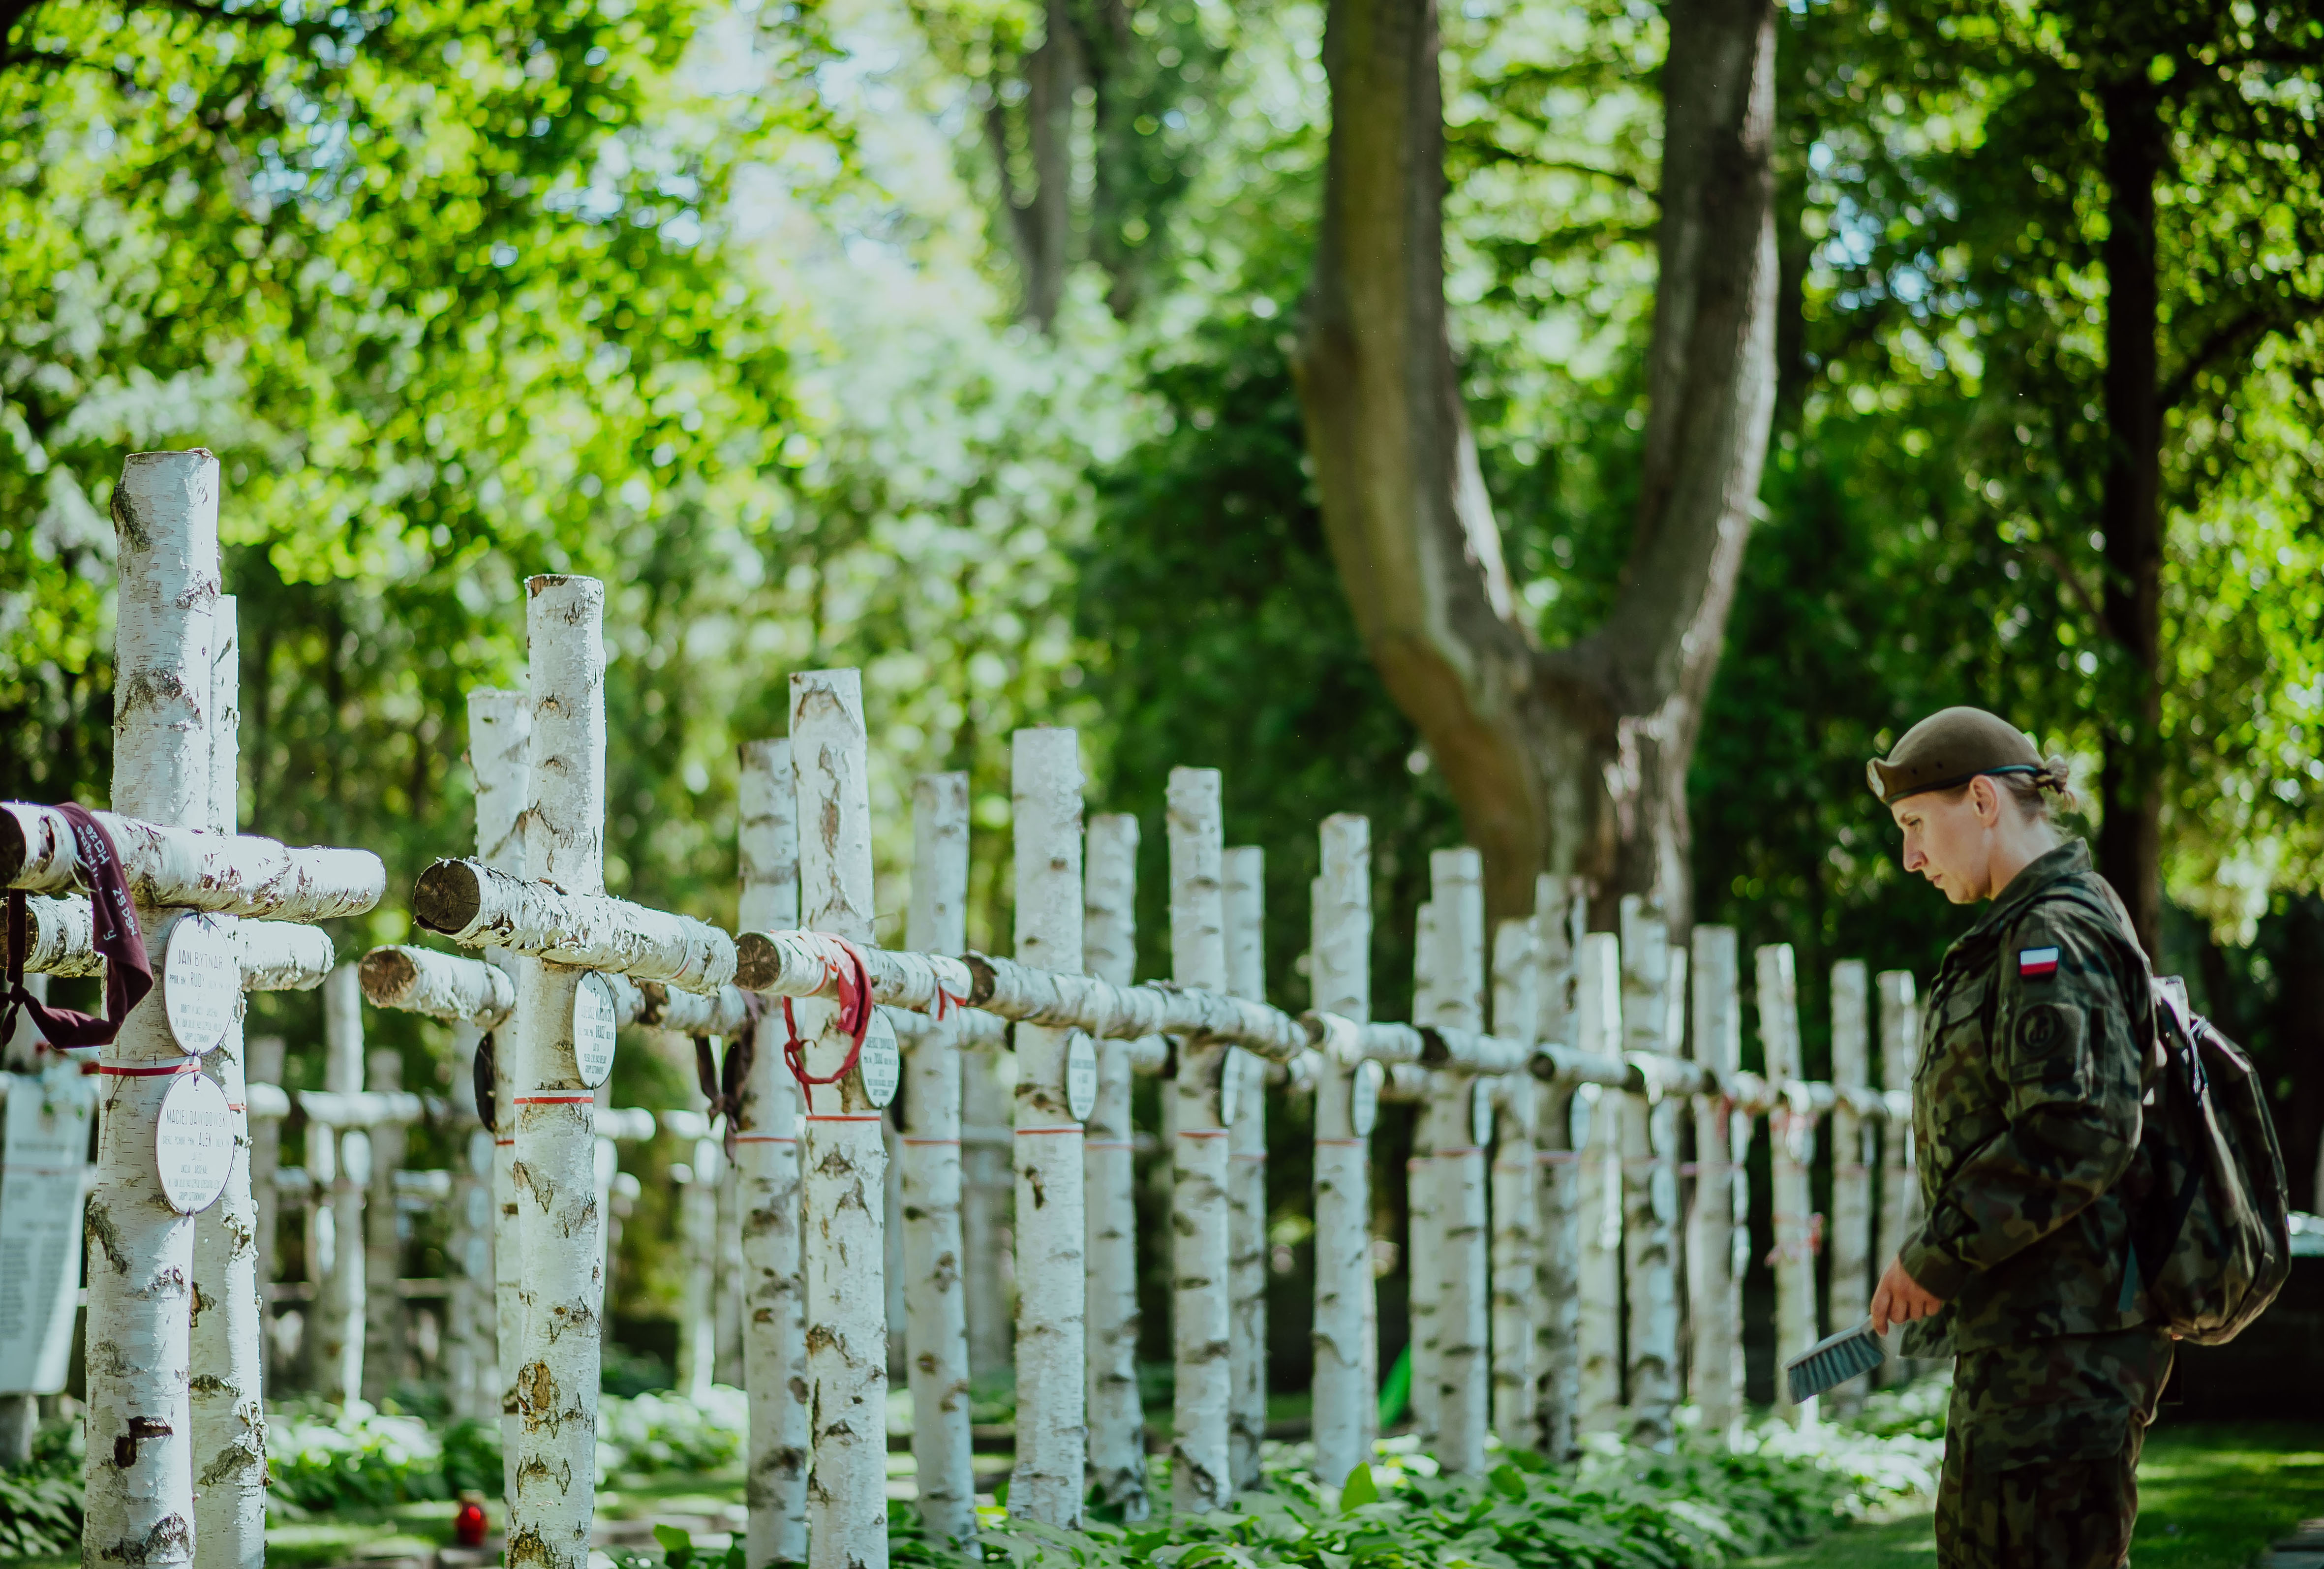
[1962,1397,2136,1472]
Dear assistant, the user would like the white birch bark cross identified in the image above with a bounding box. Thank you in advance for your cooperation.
[2,452,385,1569]
[400,577,735,1569]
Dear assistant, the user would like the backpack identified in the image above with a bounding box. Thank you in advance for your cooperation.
[2127,977,2294,1345]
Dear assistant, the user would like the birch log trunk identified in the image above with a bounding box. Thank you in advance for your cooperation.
[469,686,530,1502]
[903,773,976,1544]
[1167,767,1232,1516]
[1082,812,1149,1519]
[85,448,218,1569]
[1874,970,1919,1387]
[446,1023,496,1423]
[1008,730,1086,1527]
[1423,852,1489,1474]
[792,670,889,1569]
[509,576,609,1569]
[1405,899,1438,1448]
[247,1035,285,1390]
[680,1131,720,1402]
[1685,928,1744,1444]
[320,966,369,1408]
[1487,919,1538,1450]
[960,1042,1013,1380]
[1617,898,1680,1449]
[1531,877,1583,1460]
[1825,960,1871,1418]
[735,738,809,1568]
[1222,846,1267,1492]
[1309,814,1376,1491]
[1572,931,1624,1436]
[363,1049,407,1402]
[191,593,269,1569]
[1755,944,1817,1424]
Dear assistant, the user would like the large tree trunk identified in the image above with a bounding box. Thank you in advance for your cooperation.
[2098,80,2165,957]
[1292,0,1779,922]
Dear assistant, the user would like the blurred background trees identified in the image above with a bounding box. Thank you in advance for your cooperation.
[3,0,2319,1333]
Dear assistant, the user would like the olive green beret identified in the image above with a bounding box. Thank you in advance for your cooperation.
[1865,707,2042,805]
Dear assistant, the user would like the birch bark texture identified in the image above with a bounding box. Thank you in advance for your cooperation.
[903,773,976,1546]
[1531,878,1584,1460]
[1686,926,1745,1442]
[1572,931,1624,1435]
[735,738,808,1568]
[1222,845,1267,1492]
[1308,813,1376,1490]
[85,448,218,1569]
[1009,729,1087,1527]
[313,968,369,1407]
[1082,812,1149,1520]
[791,670,889,1569]
[191,593,268,1569]
[1825,959,1872,1418]
[363,1048,408,1402]
[469,686,530,1502]
[1166,767,1232,1515]
[1404,899,1439,1448]
[1422,850,1489,1475]
[1874,969,1919,1387]
[509,576,610,1569]
[247,1035,286,1393]
[1617,897,1679,1449]
[1487,918,1538,1450]
[1755,943,1817,1423]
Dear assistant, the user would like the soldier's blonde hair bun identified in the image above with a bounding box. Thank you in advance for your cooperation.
[2023,754,2078,816]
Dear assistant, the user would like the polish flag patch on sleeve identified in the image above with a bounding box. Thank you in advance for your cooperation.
[2018,946,2061,979]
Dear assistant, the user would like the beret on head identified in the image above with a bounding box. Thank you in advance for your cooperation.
[1866,707,2042,805]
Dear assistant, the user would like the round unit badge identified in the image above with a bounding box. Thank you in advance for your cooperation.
[573,973,619,1089]
[155,1071,236,1214]
[162,913,240,1056]
[1065,1031,1099,1121]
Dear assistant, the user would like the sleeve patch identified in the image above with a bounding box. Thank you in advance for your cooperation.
[2017,1003,2066,1052]
[2018,946,2061,978]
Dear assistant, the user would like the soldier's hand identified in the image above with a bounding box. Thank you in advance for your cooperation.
[1870,1258,1944,1335]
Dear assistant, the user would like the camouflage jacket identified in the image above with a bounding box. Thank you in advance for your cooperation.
[1898,839,2156,1356]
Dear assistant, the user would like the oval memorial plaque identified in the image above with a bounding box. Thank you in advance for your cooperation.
[155,1071,236,1214]
[1471,1078,1497,1147]
[1350,1058,1383,1138]
[1218,1046,1246,1128]
[163,913,240,1056]
[573,973,619,1089]
[1064,1030,1098,1121]
[856,1009,900,1109]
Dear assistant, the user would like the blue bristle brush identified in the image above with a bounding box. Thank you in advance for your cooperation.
[1783,1318,1888,1403]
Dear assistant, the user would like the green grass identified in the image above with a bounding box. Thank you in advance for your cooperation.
[1740,1420,2324,1569]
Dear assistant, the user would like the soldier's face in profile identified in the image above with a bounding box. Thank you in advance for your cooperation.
[1890,780,2003,905]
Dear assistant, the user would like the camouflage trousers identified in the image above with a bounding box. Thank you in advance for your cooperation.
[1935,1326,2175,1569]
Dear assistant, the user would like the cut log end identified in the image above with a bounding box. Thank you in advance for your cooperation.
[358,947,421,1007]
[0,811,30,888]
[413,859,486,936]
[734,931,779,992]
[963,953,1000,1007]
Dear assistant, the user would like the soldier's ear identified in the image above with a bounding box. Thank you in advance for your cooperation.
[1968,774,2002,826]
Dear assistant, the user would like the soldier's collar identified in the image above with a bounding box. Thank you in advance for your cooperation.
[1966,838,2091,939]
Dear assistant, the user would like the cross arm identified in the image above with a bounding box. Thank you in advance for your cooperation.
[961,952,1311,1061]
[410,858,735,992]
[360,943,646,1031]
[3,802,384,921]
[17,894,335,991]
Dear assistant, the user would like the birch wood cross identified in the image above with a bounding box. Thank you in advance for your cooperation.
[1307,814,1376,1492]
[1081,812,1149,1521]
[0,452,385,1569]
[400,577,734,1569]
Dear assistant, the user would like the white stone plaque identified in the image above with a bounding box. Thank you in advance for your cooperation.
[155,1071,236,1215]
[573,973,619,1089]
[1064,1031,1099,1121]
[1218,1046,1247,1127]
[0,1067,96,1394]
[163,913,240,1056]
[856,1010,900,1109]
[1471,1079,1497,1146]
[1350,1058,1383,1138]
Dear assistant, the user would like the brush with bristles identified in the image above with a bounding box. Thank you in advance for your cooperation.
[1784,1318,1888,1403]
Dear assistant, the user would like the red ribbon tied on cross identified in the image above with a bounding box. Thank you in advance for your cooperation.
[779,933,877,1095]
[2,805,153,1051]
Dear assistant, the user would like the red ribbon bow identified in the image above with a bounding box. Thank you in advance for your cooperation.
[779,935,876,1095]
[3,805,153,1051]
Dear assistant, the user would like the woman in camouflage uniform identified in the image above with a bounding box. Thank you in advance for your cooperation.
[1865,707,2167,1569]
